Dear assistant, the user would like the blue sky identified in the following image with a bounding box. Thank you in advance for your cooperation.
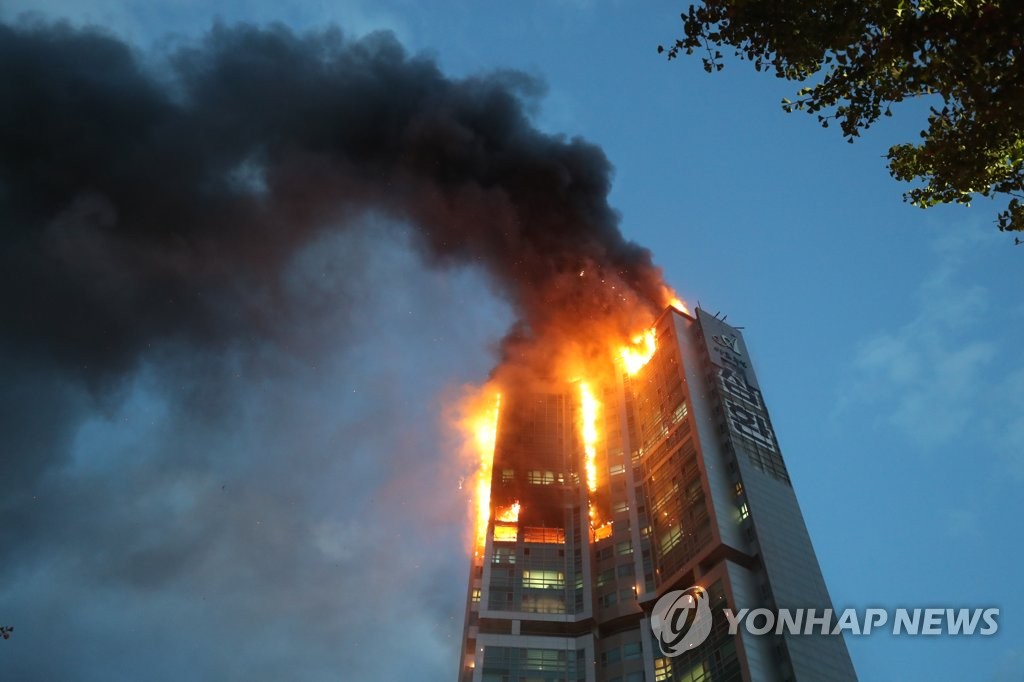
[1,2,1021,680]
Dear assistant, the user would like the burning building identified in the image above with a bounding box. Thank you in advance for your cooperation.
[458,305,857,682]
[0,20,857,682]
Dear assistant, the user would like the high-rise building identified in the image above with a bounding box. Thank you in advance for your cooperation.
[458,306,857,681]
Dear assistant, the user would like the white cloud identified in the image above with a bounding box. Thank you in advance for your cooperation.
[844,231,1023,477]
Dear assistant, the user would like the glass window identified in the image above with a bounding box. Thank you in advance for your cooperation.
[522,647,566,671]
[679,661,708,682]
[521,570,565,589]
[522,527,566,544]
[672,400,688,424]
[493,524,518,543]
[526,470,563,485]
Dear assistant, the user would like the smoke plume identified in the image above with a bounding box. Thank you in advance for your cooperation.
[0,18,677,680]
[1,19,670,387]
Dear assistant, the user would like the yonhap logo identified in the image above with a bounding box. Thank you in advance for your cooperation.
[650,586,713,656]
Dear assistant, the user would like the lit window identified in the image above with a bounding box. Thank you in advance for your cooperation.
[471,588,481,603]
[609,463,625,476]
[522,570,565,589]
[521,648,565,671]
[660,524,682,554]
[522,527,566,544]
[654,658,673,682]
[527,470,560,485]
[493,524,518,543]
[739,503,750,521]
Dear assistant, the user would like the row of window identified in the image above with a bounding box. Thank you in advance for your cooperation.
[595,562,636,587]
[601,641,642,664]
[482,645,581,672]
[598,586,638,608]
[521,570,565,589]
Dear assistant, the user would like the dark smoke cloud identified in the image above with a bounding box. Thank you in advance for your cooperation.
[0,18,671,680]
[0,19,666,386]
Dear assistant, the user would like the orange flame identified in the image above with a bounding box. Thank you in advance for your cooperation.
[660,284,689,315]
[619,329,657,376]
[463,389,501,554]
[458,288,685,557]
[496,500,521,523]
[579,383,599,493]
[579,382,604,531]
[593,521,613,541]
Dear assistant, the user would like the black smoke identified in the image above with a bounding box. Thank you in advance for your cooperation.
[0,19,672,680]
[1,19,666,386]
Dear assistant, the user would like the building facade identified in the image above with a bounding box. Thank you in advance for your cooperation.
[458,307,857,682]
